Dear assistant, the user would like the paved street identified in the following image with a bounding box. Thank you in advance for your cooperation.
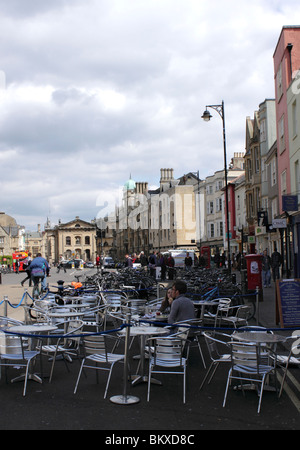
[0,268,299,432]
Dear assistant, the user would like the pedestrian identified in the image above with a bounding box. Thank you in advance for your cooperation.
[271,247,282,282]
[30,253,50,293]
[167,254,175,280]
[139,251,148,270]
[96,254,100,271]
[184,252,193,271]
[21,252,32,287]
[148,251,157,278]
[262,249,271,288]
[57,256,67,273]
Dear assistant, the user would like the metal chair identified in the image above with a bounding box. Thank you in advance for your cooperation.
[199,332,231,390]
[203,298,231,327]
[220,305,250,329]
[223,341,277,414]
[175,319,206,368]
[147,335,188,403]
[40,320,84,382]
[74,334,125,398]
[278,336,300,398]
[0,331,40,396]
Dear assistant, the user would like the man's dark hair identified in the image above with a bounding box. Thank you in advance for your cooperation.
[173,280,187,294]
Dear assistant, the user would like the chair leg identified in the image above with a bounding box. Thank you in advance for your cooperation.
[74,359,85,394]
[104,364,114,399]
[223,368,232,408]
[147,363,152,401]
[183,366,186,404]
[199,362,214,390]
[196,336,206,369]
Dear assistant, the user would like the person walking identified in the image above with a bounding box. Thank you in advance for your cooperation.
[271,247,282,282]
[262,249,271,288]
[21,252,32,287]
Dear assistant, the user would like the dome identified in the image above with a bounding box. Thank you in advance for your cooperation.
[124,177,136,191]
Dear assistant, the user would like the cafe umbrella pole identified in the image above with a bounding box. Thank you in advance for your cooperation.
[110,314,140,405]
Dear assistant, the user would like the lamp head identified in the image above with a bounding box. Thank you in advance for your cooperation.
[201,109,212,122]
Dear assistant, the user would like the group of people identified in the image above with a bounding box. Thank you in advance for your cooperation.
[20,253,50,292]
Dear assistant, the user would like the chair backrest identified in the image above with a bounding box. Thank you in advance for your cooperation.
[229,342,270,374]
[154,337,184,364]
[65,320,84,345]
[83,334,107,357]
[216,298,231,314]
[0,331,28,357]
[203,332,229,361]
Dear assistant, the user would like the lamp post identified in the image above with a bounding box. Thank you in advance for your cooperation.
[202,100,231,274]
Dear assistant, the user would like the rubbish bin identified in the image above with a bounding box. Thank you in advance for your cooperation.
[245,254,263,291]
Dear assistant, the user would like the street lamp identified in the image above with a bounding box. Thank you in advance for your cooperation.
[202,100,231,274]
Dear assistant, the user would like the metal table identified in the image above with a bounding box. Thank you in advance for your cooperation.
[8,324,58,384]
[121,325,169,386]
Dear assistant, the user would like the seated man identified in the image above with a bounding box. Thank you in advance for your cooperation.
[168,280,195,324]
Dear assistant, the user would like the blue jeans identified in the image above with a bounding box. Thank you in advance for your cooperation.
[32,275,47,291]
[262,270,271,287]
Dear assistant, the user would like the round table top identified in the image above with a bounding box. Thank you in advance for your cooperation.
[233,332,285,344]
[9,324,58,333]
[193,300,219,306]
[121,325,169,336]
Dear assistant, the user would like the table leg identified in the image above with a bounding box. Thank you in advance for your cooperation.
[131,335,163,386]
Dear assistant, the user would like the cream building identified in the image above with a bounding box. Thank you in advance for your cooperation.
[44,216,97,265]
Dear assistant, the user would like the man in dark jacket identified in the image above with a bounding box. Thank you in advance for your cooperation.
[271,248,282,282]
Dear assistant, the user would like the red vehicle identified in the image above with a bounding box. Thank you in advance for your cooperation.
[12,251,28,272]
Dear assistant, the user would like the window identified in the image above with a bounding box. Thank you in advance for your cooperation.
[216,197,222,212]
[295,161,300,204]
[254,146,260,173]
[277,63,283,99]
[281,170,287,196]
[271,159,277,186]
[207,223,214,238]
[271,198,278,219]
[292,100,298,138]
[279,115,285,154]
[218,221,223,237]
[207,201,214,215]
[85,236,90,245]
[66,236,71,246]
[75,236,81,245]
[260,119,266,142]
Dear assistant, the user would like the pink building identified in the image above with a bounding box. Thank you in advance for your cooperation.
[273,26,300,213]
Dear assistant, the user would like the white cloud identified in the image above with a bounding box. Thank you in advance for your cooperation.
[1,0,300,229]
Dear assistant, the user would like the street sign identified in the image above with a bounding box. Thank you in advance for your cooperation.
[272,218,287,229]
[282,195,298,212]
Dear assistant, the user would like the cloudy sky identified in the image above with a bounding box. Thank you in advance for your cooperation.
[0,0,299,230]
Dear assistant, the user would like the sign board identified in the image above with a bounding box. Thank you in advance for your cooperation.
[282,195,298,212]
[255,226,266,236]
[272,218,287,229]
[248,236,255,244]
[276,279,300,328]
